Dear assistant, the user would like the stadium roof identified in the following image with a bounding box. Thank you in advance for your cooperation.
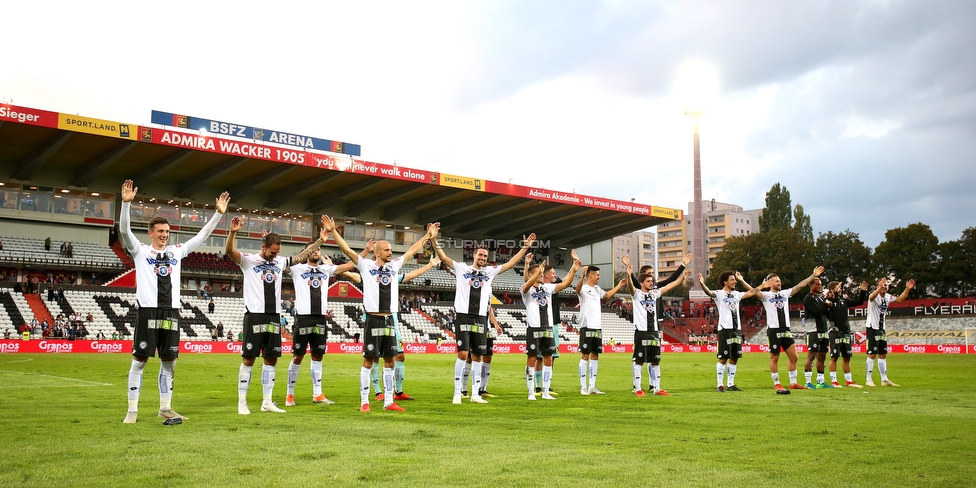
[0,104,683,247]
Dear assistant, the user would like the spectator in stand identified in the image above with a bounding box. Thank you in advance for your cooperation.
[112,331,119,340]
[208,299,215,314]
[45,236,51,251]
[196,285,203,299]
[65,242,73,258]
[211,327,218,341]
[227,329,234,341]
[217,322,224,340]
[4,329,10,339]
[96,330,106,340]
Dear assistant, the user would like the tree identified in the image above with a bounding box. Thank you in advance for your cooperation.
[872,223,939,297]
[759,183,792,233]
[708,227,815,302]
[815,230,872,286]
[793,204,814,242]
[932,227,976,297]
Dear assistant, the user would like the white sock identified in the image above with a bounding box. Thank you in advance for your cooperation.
[633,363,642,391]
[716,362,725,387]
[588,360,599,389]
[471,362,483,395]
[727,364,737,387]
[383,367,394,407]
[525,366,535,396]
[651,364,661,391]
[238,364,252,401]
[804,370,812,384]
[462,361,471,393]
[878,358,888,381]
[287,361,300,396]
[866,357,874,382]
[844,372,853,383]
[158,360,175,410]
[128,359,146,411]
[579,359,588,389]
[816,372,824,384]
[771,372,780,386]
[261,364,276,403]
[830,371,838,383]
[360,367,371,405]
[788,370,797,385]
[310,360,323,396]
[542,365,552,393]
[482,363,491,391]
[454,359,465,396]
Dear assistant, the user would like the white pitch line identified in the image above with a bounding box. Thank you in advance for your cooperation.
[0,369,113,388]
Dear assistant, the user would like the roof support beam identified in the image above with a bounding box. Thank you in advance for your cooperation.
[133,149,193,183]
[226,165,301,197]
[13,132,73,180]
[266,171,342,209]
[175,157,250,198]
[71,141,137,187]
[306,178,385,214]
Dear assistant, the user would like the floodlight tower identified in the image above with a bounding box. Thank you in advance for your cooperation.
[686,109,706,291]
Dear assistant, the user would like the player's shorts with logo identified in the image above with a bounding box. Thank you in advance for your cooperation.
[716,329,743,360]
[455,313,488,355]
[363,314,399,359]
[526,327,556,357]
[292,315,327,356]
[537,324,561,359]
[242,312,283,358]
[632,331,661,363]
[766,328,795,354]
[132,307,181,359]
[578,328,603,354]
[806,331,830,353]
[866,328,888,355]
[829,329,853,359]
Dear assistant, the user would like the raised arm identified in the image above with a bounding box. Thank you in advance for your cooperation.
[402,257,441,283]
[554,259,583,293]
[182,190,231,252]
[893,279,916,303]
[226,216,244,264]
[698,274,716,298]
[499,233,536,273]
[575,264,588,295]
[625,264,636,295]
[522,262,545,294]
[789,266,825,297]
[321,215,358,264]
[658,253,691,288]
[603,277,628,299]
[400,224,434,263]
[427,223,454,271]
[118,180,141,253]
[736,271,762,300]
[659,269,691,295]
[522,252,534,282]
[287,227,327,264]
[360,240,375,258]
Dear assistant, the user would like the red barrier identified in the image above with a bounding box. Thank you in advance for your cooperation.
[0,340,972,354]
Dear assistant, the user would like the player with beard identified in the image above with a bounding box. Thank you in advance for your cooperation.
[523,251,577,397]
[825,280,868,388]
[228,218,325,415]
[699,271,761,392]
[758,266,825,391]
[865,277,915,387]
[322,215,433,412]
[119,180,229,423]
[626,259,692,396]
[284,241,356,407]
[802,278,832,388]
[575,263,628,395]
[427,223,535,405]
[522,259,582,400]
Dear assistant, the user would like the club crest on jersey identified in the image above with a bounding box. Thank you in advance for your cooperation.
[723,295,738,310]
[262,270,277,283]
[301,270,327,288]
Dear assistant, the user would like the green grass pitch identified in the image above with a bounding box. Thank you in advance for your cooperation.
[1,352,974,487]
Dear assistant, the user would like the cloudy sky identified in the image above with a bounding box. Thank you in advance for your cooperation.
[3,1,974,247]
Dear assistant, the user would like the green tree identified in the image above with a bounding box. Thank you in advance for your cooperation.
[759,183,792,233]
[872,223,939,297]
[708,227,815,302]
[793,204,814,242]
[933,227,976,297]
[815,230,872,286]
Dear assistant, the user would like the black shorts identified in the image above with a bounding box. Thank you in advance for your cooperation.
[806,331,830,353]
[866,329,888,355]
[716,329,743,361]
[578,328,603,355]
[292,315,328,356]
[241,312,283,358]
[767,329,795,354]
[455,314,489,355]
[526,327,556,357]
[363,315,398,359]
[484,336,494,357]
[132,307,181,359]
[632,331,661,364]
[829,330,853,359]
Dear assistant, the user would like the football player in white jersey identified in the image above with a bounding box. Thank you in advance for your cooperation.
[758,266,824,391]
[865,277,915,387]
[322,215,433,412]
[119,180,229,424]
[522,258,582,400]
[575,263,628,395]
[700,271,761,392]
[427,222,535,405]
[227,217,325,415]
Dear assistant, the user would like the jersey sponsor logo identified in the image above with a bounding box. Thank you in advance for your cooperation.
[301,270,328,288]
[531,287,550,307]
[463,271,490,289]
[370,267,395,285]
[89,341,124,353]
[768,293,788,309]
[38,341,74,353]
[254,262,281,282]
[639,296,655,313]
[148,252,178,276]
